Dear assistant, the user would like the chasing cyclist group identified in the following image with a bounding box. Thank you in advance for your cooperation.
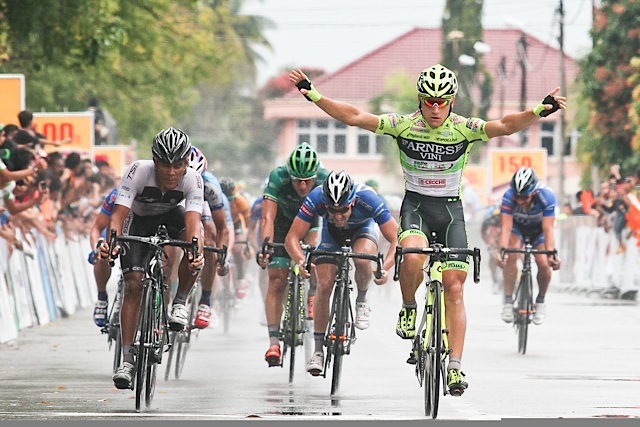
[91,63,566,396]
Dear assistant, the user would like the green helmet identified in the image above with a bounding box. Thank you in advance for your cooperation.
[365,179,379,189]
[286,142,319,178]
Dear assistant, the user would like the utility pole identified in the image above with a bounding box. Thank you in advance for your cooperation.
[518,33,528,147]
[558,0,567,203]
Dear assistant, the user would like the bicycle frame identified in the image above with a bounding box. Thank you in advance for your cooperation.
[501,241,557,354]
[309,243,383,397]
[394,241,480,419]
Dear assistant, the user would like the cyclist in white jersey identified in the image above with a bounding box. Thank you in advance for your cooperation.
[98,127,204,390]
[289,64,566,395]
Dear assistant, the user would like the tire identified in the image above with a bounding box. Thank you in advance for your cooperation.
[135,284,152,412]
[424,282,442,419]
[175,290,197,380]
[164,331,177,381]
[221,272,233,335]
[516,272,532,355]
[145,287,163,408]
[112,327,122,375]
[287,275,300,384]
[330,275,348,397]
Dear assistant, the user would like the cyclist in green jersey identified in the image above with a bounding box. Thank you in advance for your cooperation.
[289,64,566,394]
[257,142,330,367]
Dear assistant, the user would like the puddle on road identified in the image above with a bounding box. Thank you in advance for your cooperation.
[528,374,640,382]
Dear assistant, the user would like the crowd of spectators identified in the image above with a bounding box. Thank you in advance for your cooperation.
[0,112,118,258]
[570,164,640,253]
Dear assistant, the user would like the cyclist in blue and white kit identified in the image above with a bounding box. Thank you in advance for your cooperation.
[89,187,117,327]
[187,146,230,329]
[285,171,398,376]
[496,167,562,326]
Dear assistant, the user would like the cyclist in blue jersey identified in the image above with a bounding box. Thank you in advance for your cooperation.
[89,188,118,327]
[285,171,398,376]
[496,167,561,325]
[188,147,229,329]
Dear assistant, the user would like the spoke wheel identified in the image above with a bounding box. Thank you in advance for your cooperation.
[287,275,300,384]
[516,273,532,354]
[424,283,442,419]
[164,331,177,381]
[135,286,151,412]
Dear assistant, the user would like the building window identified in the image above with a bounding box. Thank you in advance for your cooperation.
[317,134,328,153]
[376,135,388,154]
[335,135,346,154]
[297,119,310,129]
[358,135,370,154]
[540,122,555,155]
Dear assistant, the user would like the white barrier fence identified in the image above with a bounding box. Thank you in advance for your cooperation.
[1,216,637,344]
[555,215,640,299]
[0,231,94,343]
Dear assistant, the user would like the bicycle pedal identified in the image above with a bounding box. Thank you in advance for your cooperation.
[406,355,417,365]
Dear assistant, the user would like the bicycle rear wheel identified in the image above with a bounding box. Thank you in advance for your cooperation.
[135,283,152,411]
[424,282,442,419]
[175,296,197,379]
[516,272,533,354]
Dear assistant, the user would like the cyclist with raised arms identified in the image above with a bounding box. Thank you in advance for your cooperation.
[98,127,204,390]
[257,142,329,367]
[187,146,229,329]
[289,64,566,395]
[285,170,398,376]
[496,167,561,325]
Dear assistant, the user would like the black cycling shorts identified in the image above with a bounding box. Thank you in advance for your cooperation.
[398,191,469,270]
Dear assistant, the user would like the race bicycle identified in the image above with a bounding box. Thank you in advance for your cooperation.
[164,244,227,380]
[394,236,480,419]
[500,240,557,354]
[260,237,315,384]
[309,242,383,397]
[108,226,199,411]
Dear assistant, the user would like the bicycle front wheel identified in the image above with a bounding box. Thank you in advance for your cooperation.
[424,282,442,419]
[135,283,152,411]
[287,275,301,384]
[145,287,165,408]
[164,331,177,381]
[330,278,348,397]
[516,272,533,354]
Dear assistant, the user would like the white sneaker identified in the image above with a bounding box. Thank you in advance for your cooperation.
[501,302,514,323]
[306,351,324,376]
[354,302,371,330]
[168,303,189,330]
[532,302,547,325]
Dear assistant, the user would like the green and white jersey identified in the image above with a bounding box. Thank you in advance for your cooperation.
[0,180,16,202]
[376,110,489,198]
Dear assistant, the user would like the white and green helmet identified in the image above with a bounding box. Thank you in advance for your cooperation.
[286,142,319,179]
[416,64,458,99]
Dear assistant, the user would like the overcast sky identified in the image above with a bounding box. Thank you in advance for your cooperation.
[242,0,594,86]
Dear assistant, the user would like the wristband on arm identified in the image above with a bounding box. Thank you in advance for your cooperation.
[533,94,560,117]
[295,78,322,102]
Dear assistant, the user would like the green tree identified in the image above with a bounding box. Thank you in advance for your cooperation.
[0,0,271,158]
[576,0,640,176]
[441,0,493,119]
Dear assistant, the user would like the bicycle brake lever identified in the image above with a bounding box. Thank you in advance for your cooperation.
[374,253,383,280]
[108,228,117,267]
